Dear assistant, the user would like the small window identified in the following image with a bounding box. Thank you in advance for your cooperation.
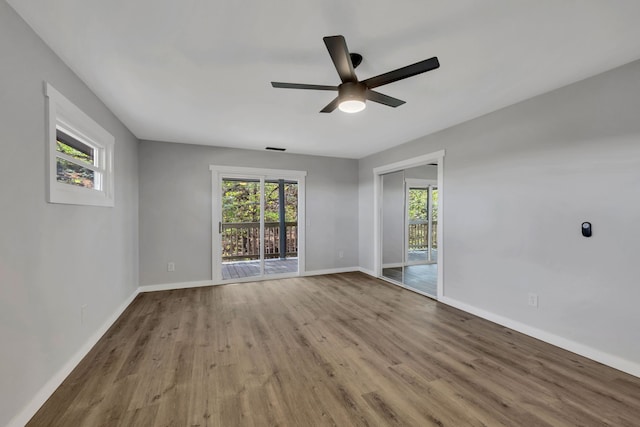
[56,129,97,189]
[45,83,114,206]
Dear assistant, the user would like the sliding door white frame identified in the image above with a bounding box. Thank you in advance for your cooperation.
[373,150,445,299]
[210,165,307,284]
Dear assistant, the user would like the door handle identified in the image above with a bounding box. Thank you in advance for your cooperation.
[219,221,222,234]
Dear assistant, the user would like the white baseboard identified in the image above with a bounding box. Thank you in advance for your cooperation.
[439,296,640,379]
[358,267,377,277]
[303,267,360,276]
[382,262,403,269]
[8,288,140,427]
[139,270,363,293]
[138,280,215,293]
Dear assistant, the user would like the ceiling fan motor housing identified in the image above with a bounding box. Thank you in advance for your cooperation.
[339,82,367,102]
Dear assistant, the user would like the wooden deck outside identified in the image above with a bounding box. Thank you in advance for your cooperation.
[222,222,298,261]
[222,257,298,280]
[407,249,438,263]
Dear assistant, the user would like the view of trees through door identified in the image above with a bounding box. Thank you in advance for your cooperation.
[408,185,438,265]
[220,178,299,280]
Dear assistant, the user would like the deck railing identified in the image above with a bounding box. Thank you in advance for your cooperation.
[222,221,430,260]
[408,221,438,251]
[222,222,298,260]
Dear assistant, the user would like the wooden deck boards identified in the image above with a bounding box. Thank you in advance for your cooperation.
[221,258,298,280]
[27,273,640,426]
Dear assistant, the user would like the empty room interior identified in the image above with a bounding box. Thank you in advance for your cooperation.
[3,1,640,426]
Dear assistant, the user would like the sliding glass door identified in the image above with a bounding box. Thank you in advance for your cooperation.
[381,166,439,298]
[263,180,299,277]
[220,177,263,280]
[381,170,406,284]
[212,166,306,283]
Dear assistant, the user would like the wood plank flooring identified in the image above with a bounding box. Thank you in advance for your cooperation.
[28,273,640,426]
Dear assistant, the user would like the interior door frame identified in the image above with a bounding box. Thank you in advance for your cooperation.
[373,150,445,299]
[210,165,307,284]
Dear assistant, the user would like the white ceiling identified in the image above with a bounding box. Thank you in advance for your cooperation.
[8,1,640,158]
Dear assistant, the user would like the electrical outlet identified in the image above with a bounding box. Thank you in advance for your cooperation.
[167,262,175,272]
[527,293,538,308]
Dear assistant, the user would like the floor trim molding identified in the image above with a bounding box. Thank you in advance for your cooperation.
[381,262,404,269]
[139,269,363,293]
[139,280,215,293]
[358,267,377,277]
[8,288,140,427]
[439,296,640,379]
[303,267,360,276]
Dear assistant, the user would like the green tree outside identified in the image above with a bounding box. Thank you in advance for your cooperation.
[222,180,298,223]
[408,188,438,221]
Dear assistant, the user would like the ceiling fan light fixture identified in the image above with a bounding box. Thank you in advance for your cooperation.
[338,81,367,113]
[338,99,366,113]
[271,35,439,113]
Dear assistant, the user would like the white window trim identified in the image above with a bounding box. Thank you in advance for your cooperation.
[45,82,114,207]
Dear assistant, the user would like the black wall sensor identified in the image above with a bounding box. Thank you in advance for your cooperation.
[581,222,592,237]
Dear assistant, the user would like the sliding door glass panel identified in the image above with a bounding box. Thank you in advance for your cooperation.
[407,187,429,265]
[400,165,438,297]
[221,178,262,280]
[379,164,439,298]
[381,170,405,284]
[264,179,299,276]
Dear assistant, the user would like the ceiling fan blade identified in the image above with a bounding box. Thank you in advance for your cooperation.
[366,90,406,107]
[271,82,338,91]
[320,97,340,113]
[323,35,357,83]
[362,57,440,89]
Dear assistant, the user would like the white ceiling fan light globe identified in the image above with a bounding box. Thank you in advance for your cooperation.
[339,99,366,113]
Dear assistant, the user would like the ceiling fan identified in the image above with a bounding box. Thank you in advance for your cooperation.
[271,35,440,113]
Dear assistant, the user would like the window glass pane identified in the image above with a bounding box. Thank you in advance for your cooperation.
[56,157,95,189]
[56,129,94,165]
[408,188,428,220]
[264,181,298,276]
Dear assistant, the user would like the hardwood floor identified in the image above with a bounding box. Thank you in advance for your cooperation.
[28,273,640,426]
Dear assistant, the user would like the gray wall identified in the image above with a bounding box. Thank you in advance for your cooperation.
[139,141,359,285]
[359,59,640,368]
[0,3,139,425]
